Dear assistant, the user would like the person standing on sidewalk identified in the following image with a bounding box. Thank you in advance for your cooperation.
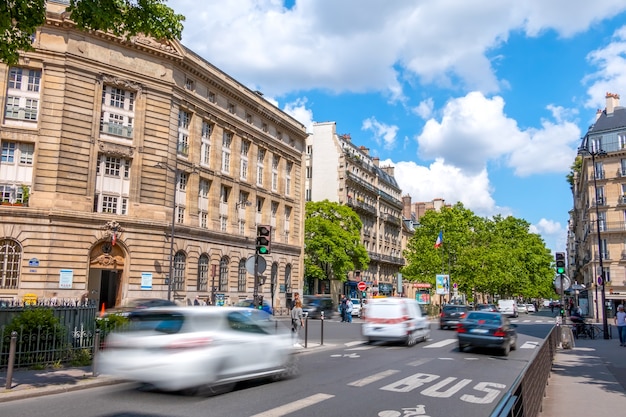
[615,304,626,346]
[291,299,304,347]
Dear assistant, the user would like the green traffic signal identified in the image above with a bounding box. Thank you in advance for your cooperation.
[256,225,271,255]
[555,252,566,275]
[556,266,565,274]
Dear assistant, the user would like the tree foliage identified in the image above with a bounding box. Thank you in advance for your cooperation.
[304,200,369,282]
[402,203,556,301]
[0,0,185,65]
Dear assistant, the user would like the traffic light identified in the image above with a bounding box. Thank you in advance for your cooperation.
[555,252,566,275]
[361,291,367,298]
[256,225,271,255]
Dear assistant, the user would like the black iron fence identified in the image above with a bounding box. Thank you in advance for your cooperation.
[0,304,100,370]
[490,326,560,417]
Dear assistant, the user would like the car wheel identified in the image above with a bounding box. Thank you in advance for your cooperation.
[510,337,517,351]
[502,343,510,356]
[405,331,417,347]
[274,354,299,381]
[458,342,466,352]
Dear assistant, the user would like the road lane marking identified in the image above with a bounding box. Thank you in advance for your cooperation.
[345,341,364,347]
[423,339,457,348]
[407,358,432,366]
[348,370,401,387]
[250,393,335,417]
[520,341,539,349]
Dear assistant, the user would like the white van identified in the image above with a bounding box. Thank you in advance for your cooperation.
[361,297,430,346]
[497,299,518,318]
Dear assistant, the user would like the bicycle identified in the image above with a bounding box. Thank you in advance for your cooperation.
[573,321,598,339]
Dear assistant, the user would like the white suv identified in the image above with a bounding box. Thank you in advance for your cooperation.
[497,299,518,318]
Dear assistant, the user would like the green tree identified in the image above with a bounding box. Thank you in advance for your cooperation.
[304,200,369,284]
[0,0,185,65]
[402,203,555,302]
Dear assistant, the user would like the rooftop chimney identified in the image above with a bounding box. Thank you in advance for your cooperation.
[596,109,602,122]
[372,157,380,167]
[606,92,620,115]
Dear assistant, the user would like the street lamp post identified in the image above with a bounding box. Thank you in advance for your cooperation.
[156,159,178,302]
[580,147,610,339]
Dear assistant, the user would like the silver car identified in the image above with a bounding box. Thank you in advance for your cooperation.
[97,307,298,393]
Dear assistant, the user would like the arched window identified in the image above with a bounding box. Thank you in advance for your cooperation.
[219,256,229,292]
[238,258,247,292]
[0,239,21,289]
[173,251,186,291]
[284,263,292,293]
[197,254,209,292]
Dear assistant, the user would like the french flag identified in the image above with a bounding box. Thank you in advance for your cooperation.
[434,231,443,249]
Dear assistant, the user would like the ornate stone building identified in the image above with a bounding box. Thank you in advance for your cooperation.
[0,2,308,310]
[306,122,404,301]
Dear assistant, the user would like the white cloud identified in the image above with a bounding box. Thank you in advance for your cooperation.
[169,0,626,97]
[362,117,398,150]
[416,92,580,176]
[412,98,435,119]
[584,25,626,110]
[282,97,315,133]
[530,218,566,252]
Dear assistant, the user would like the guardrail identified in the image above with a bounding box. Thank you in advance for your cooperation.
[489,325,559,417]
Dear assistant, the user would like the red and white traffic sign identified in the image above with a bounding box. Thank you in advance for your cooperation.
[357,281,367,291]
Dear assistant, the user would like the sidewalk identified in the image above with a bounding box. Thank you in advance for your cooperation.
[539,332,626,416]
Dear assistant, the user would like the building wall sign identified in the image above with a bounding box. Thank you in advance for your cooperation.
[59,269,74,289]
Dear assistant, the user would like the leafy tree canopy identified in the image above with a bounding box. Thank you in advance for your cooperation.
[402,203,556,301]
[1,0,185,65]
[304,200,369,282]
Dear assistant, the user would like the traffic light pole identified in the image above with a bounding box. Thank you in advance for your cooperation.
[253,252,259,308]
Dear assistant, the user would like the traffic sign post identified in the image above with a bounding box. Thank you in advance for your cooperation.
[357,281,367,292]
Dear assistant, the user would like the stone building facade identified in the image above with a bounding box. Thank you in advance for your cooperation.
[0,3,308,310]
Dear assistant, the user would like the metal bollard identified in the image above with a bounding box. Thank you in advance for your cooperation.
[92,329,100,377]
[5,331,17,390]
[320,310,324,346]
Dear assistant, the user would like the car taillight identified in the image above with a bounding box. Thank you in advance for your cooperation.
[457,324,467,333]
[440,312,445,317]
[493,328,506,337]
[166,337,212,350]
[460,312,466,318]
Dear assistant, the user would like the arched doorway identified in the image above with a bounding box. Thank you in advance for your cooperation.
[88,240,126,309]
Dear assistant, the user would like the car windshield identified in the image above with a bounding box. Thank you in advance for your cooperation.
[126,312,187,334]
[466,312,501,325]
[366,303,405,318]
[444,306,466,313]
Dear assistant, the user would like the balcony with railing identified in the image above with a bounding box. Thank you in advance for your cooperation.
[346,197,377,215]
[4,105,38,122]
[101,122,133,138]
[592,170,606,180]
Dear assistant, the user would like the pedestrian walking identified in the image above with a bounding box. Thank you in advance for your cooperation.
[346,298,354,323]
[340,295,348,322]
[614,304,626,346]
[291,299,304,347]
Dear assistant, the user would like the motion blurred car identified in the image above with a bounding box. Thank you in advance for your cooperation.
[97,307,297,393]
[475,303,498,312]
[517,303,528,314]
[361,297,430,346]
[439,305,470,330]
[104,298,178,317]
[235,299,273,315]
[457,311,518,356]
[526,304,536,313]
[302,295,334,319]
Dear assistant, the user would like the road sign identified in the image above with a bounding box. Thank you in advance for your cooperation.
[357,281,367,291]
[245,255,267,275]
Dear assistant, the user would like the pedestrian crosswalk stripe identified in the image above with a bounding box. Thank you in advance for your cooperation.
[423,339,457,348]
[520,341,538,349]
[348,370,401,387]
[250,393,335,417]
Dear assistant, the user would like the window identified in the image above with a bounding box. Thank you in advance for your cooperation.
[198,254,209,292]
[222,131,232,173]
[271,155,279,192]
[4,67,41,123]
[177,110,191,157]
[173,251,186,291]
[262,122,268,132]
[0,239,21,289]
[240,140,250,181]
[185,78,194,91]
[272,263,280,293]
[219,256,229,292]
[256,148,265,187]
[208,91,216,103]
[285,161,292,196]
[271,201,278,219]
[201,121,212,166]
[246,113,252,123]
[100,85,135,138]
[94,154,131,215]
[238,259,247,292]
[284,264,292,294]
[228,103,236,114]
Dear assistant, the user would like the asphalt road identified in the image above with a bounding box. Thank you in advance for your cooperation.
[1,315,555,417]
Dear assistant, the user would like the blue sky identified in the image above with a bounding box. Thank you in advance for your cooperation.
[168,0,626,253]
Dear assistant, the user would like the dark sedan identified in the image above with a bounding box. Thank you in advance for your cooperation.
[439,305,469,329]
[457,311,517,356]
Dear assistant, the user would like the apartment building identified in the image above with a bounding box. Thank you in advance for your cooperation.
[0,2,308,310]
[571,92,626,320]
[306,122,405,300]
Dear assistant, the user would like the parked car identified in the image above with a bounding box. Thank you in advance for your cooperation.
[439,305,470,329]
[338,298,362,317]
[457,311,518,356]
[517,303,528,314]
[98,306,297,393]
[526,304,536,313]
[497,299,518,318]
[475,303,498,312]
[361,297,430,346]
[302,295,335,319]
[235,299,273,315]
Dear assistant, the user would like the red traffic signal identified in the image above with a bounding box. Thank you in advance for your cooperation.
[256,225,271,255]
